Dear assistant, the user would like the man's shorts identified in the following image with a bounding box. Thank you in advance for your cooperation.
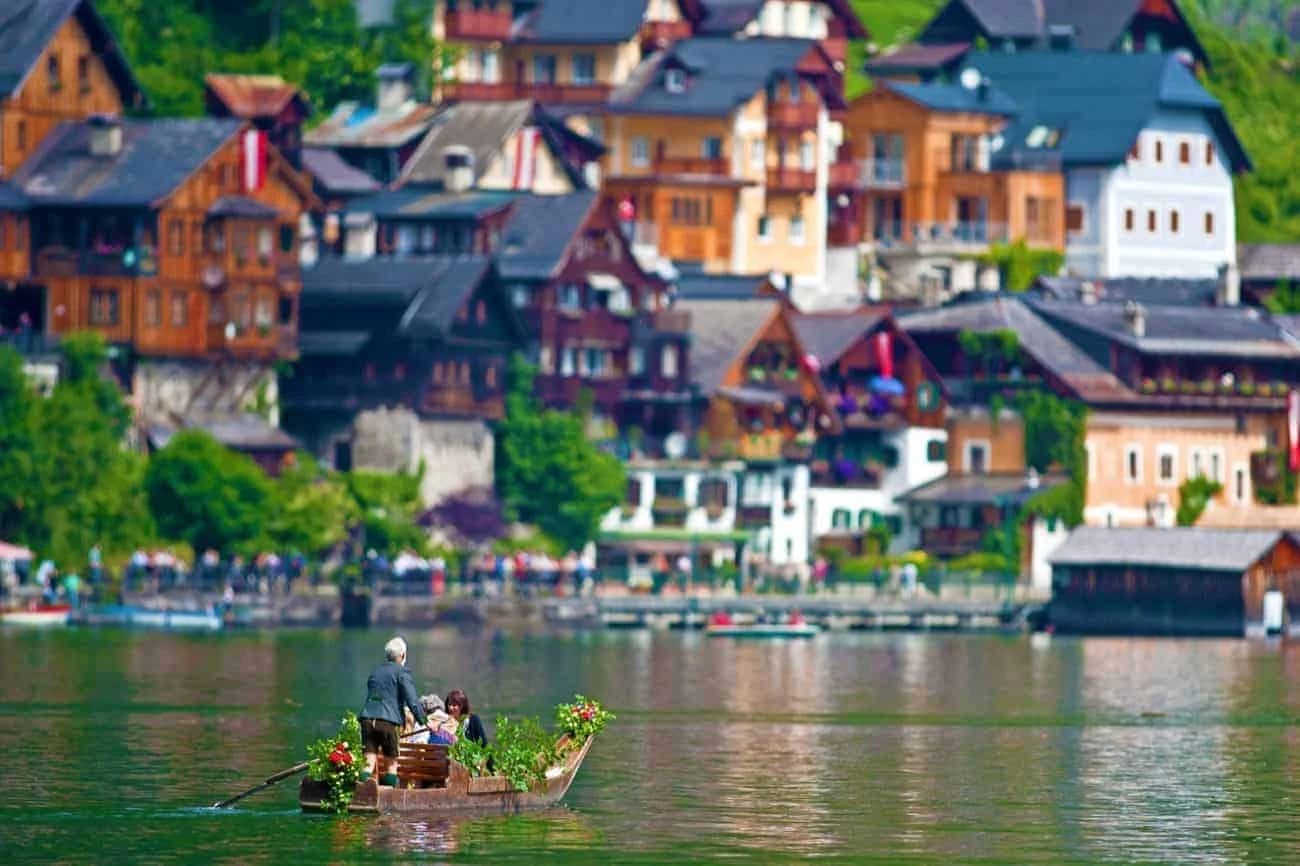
[360,717,400,757]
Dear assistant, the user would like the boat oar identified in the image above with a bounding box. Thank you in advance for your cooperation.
[211,726,430,809]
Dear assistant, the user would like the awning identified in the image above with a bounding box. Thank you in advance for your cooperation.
[0,541,34,561]
[586,273,622,291]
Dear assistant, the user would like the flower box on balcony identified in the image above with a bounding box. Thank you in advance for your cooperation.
[1239,381,1256,396]
[1139,378,1157,394]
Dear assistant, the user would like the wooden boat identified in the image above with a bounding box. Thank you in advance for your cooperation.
[0,603,70,627]
[705,622,820,638]
[71,604,223,631]
[300,735,596,816]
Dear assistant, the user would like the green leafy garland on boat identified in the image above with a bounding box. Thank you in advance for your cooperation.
[305,712,365,814]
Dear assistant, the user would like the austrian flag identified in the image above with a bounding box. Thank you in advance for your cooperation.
[241,129,268,192]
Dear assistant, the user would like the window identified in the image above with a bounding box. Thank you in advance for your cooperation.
[532,54,556,85]
[751,139,764,168]
[665,68,686,93]
[831,508,853,530]
[205,221,226,253]
[1234,466,1247,503]
[1147,209,1157,233]
[757,215,772,241]
[1157,445,1177,484]
[630,136,650,168]
[1124,208,1135,232]
[170,291,188,326]
[255,294,274,327]
[1189,449,1204,479]
[167,219,184,256]
[701,136,723,159]
[789,216,806,244]
[965,441,989,475]
[1205,141,1215,166]
[77,55,90,94]
[16,120,26,153]
[47,53,60,93]
[1178,141,1190,164]
[510,284,530,308]
[660,344,679,378]
[257,226,273,261]
[1066,203,1085,234]
[799,140,815,170]
[1210,450,1222,483]
[560,346,577,377]
[1154,138,1164,163]
[1128,139,1140,161]
[89,288,119,325]
[482,49,501,83]
[279,225,295,253]
[558,283,581,311]
[278,295,293,326]
[1204,211,1215,235]
[584,348,608,377]
[144,290,162,326]
[1125,445,1142,483]
[1169,210,1180,233]
[571,53,596,85]
[926,439,946,462]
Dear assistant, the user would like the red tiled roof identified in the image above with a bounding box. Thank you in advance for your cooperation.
[205,74,307,119]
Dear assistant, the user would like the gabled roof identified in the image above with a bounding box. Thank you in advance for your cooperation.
[1042,0,1208,64]
[900,293,1133,402]
[1034,275,1218,307]
[675,297,781,393]
[865,42,970,75]
[965,51,1250,172]
[13,118,243,207]
[512,0,650,44]
[1050,526,1286,572]
[304,100,439,150]
[1027,297,1300,359]
[882,80,1017,116]
[397,256,496,336]
[204,73,310,119]
[697,0,868,38]
[929,0,1043,40]
[898,471,1067,506]
[1238,244,1300,283]
[0,0,144,106]
[788,308,889,367]
[345,188,516,221]
[302,147,382,195]
[496,190,599,281]
[610,38,827,117]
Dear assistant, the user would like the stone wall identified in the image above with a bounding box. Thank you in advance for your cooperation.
[133,359,277,425]
[351,407,495,506]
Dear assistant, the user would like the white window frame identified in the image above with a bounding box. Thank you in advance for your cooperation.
[799,139,815,171]
[1209,448,1225,484]
[1066,201,1087,238]
[757,214,772,242]
[571,53,596,86]
[750,138,764,169]
[630,136,650,168]
[1084,440,1097,481]
[1232,462,1248,504]
[1124,443,1142,484]
[963,439,991,475]
[1188,447,1204,480]
[660,344,679,378]
[481,48,501,84]
[665,68,685,94]
[629,346,645,376]
[789,215,806,245]
[1156,443,1178,486]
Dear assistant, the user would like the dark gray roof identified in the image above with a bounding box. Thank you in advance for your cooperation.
[0,0,144,104]
[397,256,495,336]
[898,471,1067,506]
[900,294,1131,402]
[400,100,535,187]
[675,298,779,393]
[674,270,769,300]
[14,118,241,207]
[1027,297,1300,359]
[941,0,1043,39]
[297,330,371,357]
[611,38,817,117]
[1049,526,1286,572]
[1239,244,1300,283]
[208,195,281,218]
[1042,0,1203,59]
[789,309,888,367]
[883,80,1017,116]
[302,147,381,194]
[150,413,298,452]
[346,188,516,220]
[496,191,598,281]
[1034,276,1217,307]
[865,42,971,74]
[0,181,27,210]
[965,51,1250,172]
[513,0,649,43]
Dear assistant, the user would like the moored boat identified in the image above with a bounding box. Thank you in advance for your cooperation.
[300,735,596,815]
[71,604,223,631]
[0,603,70,627]
[705,622,820,638]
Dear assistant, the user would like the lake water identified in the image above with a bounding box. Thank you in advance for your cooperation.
[3,627,1299,864]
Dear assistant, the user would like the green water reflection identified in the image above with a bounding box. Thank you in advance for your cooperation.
[3,628,1300,864]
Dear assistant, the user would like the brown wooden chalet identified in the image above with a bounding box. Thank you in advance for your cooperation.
[282,255,521,458]
[204,74,312,170]
[4,114,319,361]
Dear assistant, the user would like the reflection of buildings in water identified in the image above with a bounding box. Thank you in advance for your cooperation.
[360,810,599,858]
[1078,638,1251,720]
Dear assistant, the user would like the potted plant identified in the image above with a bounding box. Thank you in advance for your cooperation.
[1160,377,1177,393]
[1239,380,1256,396]
[1139,378,1157,394]
[1198,379,1214,395]
[1180,380,1198,395]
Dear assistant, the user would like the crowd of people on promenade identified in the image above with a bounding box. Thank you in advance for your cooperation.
[468,550,597,597]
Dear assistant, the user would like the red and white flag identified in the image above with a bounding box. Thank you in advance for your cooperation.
[874,330,894,379]
[241,129,268,192]
[1288,388,1300,472]
[511,126,540,190]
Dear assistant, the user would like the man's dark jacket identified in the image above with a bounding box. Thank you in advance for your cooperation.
[359,661,427,727]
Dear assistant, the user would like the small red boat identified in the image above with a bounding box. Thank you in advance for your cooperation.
[0,603,70,627]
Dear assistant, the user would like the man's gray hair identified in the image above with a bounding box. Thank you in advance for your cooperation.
[384,636,407,661]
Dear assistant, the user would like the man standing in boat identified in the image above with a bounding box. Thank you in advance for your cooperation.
[359,636,428,787]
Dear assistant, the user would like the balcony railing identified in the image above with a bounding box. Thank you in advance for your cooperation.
[34,246,154,278]
[444,6,513,41]
[871,221,1010,250]
[811,459,885,489]
[442,81,612,104]
[766,166,816,194]
[860,158,905,188]
[829,158,861,190]
[920,526,985,557]
[423,385,505,420]
[767,100,819,130]
[655,156,730,176]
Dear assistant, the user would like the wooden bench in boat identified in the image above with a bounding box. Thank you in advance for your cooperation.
[396,742,449,788]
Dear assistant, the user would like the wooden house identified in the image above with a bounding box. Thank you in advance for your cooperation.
[204,74,312,170]
[1049,527,1300,635]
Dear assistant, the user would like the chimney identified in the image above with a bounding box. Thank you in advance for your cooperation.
[1217,262,1241,307]
[375,63,413,112]
[1048,25,1076,51]
[442,146,475,193]
[87,114,123,157]
[1123,299,1146,338]
[1080,280,1098,305]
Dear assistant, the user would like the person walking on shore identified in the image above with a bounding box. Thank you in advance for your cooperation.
[359,636,427,787]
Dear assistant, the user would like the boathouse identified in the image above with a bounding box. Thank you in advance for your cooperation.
[1048,527,1300,636]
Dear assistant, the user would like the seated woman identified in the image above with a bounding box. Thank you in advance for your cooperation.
[444,689,487,747]
[420,694,459,745]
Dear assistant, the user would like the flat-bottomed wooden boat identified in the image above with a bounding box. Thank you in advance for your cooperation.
[0,603,70,627]
[300,735,595,815]
[705,622,820,638]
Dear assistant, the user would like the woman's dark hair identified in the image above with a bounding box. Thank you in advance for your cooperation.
[445,689,471,714]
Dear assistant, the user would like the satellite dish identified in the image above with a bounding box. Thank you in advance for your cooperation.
[990,134,1005,152]
[665,432,687,459]
[959,67,981,91]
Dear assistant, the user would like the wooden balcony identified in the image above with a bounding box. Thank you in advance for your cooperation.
[35,246,148,278]
[655,156,730,177]
[423,385,505,420]
[828,219,865,247]
[442,81,518,101]
[920,526,984,557]
[736,431,785,462]
[521,82,612,104]
[639,19,692,50]
[766,166,816,194]
[444,6,513,41]
[767,100,819,131]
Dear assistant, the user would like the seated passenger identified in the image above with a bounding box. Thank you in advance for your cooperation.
[420,694,459,745]
[445,689,487,747]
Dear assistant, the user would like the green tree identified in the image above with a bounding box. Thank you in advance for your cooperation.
[1177,476,1225,525]
[496,356,626,551]
[345,468,427,555]
[1263,279,1300,314]
[0,348,39,542]
[144,429,272,554]
[977,239,1066,291]
[266,452,358,555]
